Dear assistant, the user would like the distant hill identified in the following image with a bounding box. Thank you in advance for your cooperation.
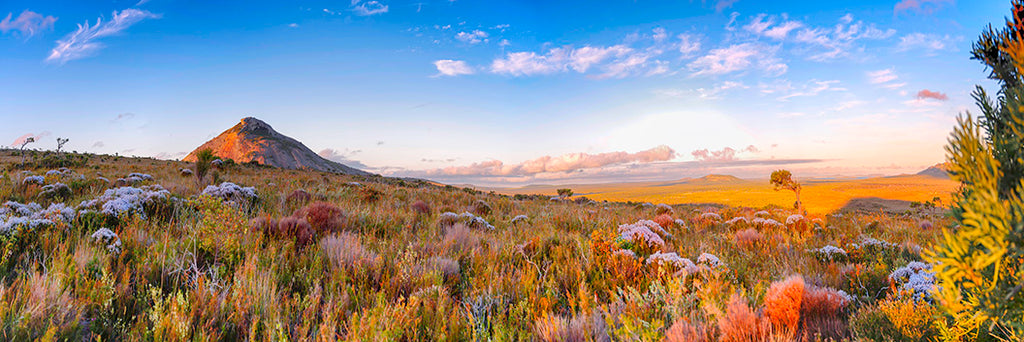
[184,117,369,175]
[917,162,951,179]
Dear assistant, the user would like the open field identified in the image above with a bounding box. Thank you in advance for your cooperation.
[0,149,955,340]
[493,174,958,214]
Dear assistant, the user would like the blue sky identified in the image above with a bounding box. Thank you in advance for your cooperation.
[0,0,1007,185]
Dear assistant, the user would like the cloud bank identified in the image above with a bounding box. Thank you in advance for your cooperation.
[421,145,677,177]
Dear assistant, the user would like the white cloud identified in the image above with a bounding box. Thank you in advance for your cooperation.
[687,43,787,76]
[0,10,57,38]
[455,29,488,44]
[776,80,844,100]
[288,23,299,28]
[867,68,898,84]
[652,27,668,42]
[656,81,747,100]
[783,14,895,61]
[897,33,957,54]
[491,49,569,76]
[419,145,677,177]
[46,9,159,64]
[569,45,632,72]
[351,0,388,16]
[677,33,701,57]
[491,43,664,78]
[433,59,474,76]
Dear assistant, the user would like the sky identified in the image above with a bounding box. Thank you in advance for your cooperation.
[0,0,1008,186]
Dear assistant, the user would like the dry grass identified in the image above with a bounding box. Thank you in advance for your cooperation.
[0,149,956,340]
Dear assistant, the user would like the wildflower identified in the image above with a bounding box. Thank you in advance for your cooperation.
[656,203,674,215]
[612,249,637,258]
[40,182,71,198]
[699,212,722,222]
[22,175,45,185]
[91,228,122,254]
[810,245,848,262]
[201,182,258,202]
[697,253,725,269]
[646,251,699,275]
[179,168,194,176]
[511,214,529,225]
[754,210,771,217]
[889,262,937,301]
[618,220,667,249]
[726,216,749,225]
[78,185,170,218]
[785,214,805,225]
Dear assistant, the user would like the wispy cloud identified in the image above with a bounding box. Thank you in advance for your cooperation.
[917,89,948,100]
[319,148,371,169]
[867,68,898,84]
[433,59,474,76]
[687,43,787,76]
[897,33,958,54]
[92,141,105,148]
[0,10,57,38]
[455,29,488,44]
[691,145,759,162]
[776,80,844,101]
[11,131,51,147]
[351,0,389,16]
[894,0,954,15]
[715,0,740,12]
[419,145,677,177]
[46,9,160,64]
[655,81,747,100]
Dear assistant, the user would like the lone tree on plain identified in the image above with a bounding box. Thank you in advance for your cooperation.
[556,188,573,198]
[18,136,35,166]
[56,137,69,156]
[770,169,802,213]
[194,148,216,186]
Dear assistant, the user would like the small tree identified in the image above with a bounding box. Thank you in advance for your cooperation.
[556,188,573,198]
[56,137,69,156]
[770,169,802,213]
[194,149,216,186]
[18,137,35,166]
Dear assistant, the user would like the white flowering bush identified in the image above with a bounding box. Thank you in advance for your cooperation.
[698,212,722,222]
[785,214,806,225]
[754,210,772,218]
[22,176,45,185]
[726,216,749,226]
[697,252,725,269]
[511,215,529,225]
[810,245,848,262]
[0,201,73,235]
[79,185,171,218]
[617,220,667,250]
[646,251,699,275]
[438,211,494,230]
[201,182,258,203]
[752,217,785,229]
[889,261,936,301]
[91,228,122,254]
[40,182,71,199]
[126,173,154,182]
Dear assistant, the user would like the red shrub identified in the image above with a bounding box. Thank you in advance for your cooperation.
[799,284,851,341]
[252,216,278,235]
[764,275,805,335]
[286,189,313,206]
[653,213,675,229]
[295,202,346,234]
[735,228,763,248]
[665,319,710,342]
[276,216,314,247]
[411,200,431,215]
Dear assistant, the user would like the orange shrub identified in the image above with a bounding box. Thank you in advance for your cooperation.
[764,275,805,334]
[734,228,763,248]
[717,295,768,342]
